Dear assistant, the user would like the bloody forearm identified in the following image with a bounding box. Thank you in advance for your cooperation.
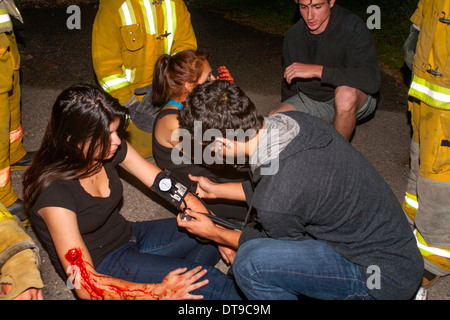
[65,248,161,300]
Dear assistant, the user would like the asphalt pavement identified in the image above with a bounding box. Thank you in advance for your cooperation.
[9,3,449,300]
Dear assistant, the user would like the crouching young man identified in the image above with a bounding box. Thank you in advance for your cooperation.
[176,80,423,300]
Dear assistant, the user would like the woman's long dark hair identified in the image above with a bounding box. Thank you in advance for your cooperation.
[22,84,128,212]
[152,50,209,107]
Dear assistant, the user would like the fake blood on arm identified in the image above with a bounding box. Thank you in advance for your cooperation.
[65,248,161,300]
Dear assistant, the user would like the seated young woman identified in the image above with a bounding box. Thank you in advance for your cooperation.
[22,84,242,300]
[151,50,249,222]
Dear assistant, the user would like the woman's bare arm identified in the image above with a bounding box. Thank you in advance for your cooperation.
[38,206,208,300]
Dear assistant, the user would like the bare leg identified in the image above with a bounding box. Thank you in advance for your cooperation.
[333,86,367,141]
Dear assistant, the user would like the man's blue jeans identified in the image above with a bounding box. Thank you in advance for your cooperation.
[96,218,242,300]
[233,238,374,300]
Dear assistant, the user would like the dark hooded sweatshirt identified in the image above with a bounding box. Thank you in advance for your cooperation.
[281,5,381,102]
[239,111,422,300]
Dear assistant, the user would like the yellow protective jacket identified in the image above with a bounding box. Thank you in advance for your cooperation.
[0,0,22,34]
[409,0,450,110]
[92,0,197,105]
[0,0,21,94]
[0,0,25,205]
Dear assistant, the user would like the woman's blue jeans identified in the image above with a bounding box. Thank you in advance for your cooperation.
[96,218,242,300]
[233,238,374,300]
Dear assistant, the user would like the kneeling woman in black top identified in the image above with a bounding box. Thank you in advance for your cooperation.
[22,84,242,300]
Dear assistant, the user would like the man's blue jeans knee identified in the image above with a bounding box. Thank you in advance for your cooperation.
[233,238,373,300]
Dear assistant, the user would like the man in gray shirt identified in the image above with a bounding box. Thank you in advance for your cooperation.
[177,80,423,300]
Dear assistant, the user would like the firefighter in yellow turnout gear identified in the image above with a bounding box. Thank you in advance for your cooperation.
[0,202,43,299]
[0,0,32,220]
[92,0,197,158]
[403,0,450,287]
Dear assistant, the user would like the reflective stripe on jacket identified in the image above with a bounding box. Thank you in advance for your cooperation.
[0,167,10,188]
[414,229,450,259]
[410,74,450,110]
[0,8,12,31]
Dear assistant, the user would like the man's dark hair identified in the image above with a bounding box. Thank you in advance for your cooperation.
[178,80,264,141]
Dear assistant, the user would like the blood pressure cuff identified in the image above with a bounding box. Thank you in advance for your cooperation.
[150,169,197,210]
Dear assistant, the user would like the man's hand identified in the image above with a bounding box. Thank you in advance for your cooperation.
[177,209,218,240]
[188,174,219,199]
[177,210,241,249]
[188,174,246,202]
[159,266,208,300]
[284,62,323,84]
[218,246,237,265]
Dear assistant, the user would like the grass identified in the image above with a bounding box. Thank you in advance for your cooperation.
[193,0,418,75]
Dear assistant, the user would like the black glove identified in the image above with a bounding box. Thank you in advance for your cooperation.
[128,85,161,132]
[403,24,420,70]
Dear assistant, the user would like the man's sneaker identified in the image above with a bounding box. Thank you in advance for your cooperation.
[421,269,440,288]
[414,287,428,300]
